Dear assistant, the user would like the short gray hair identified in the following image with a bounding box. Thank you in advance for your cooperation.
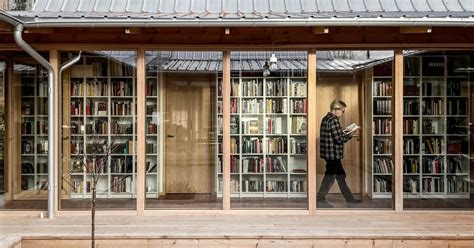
[330,99,347,110]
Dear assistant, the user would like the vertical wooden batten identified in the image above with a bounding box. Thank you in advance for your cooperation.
[307,49,317,214]
[136,49,146,215]
[392,50,404,211]
[50,50,60,214]
[222,50,231,211]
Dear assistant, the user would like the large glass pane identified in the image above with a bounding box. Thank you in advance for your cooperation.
[316,50,394,209]
[0,53,49,210]
[403,51,474,210]
[229,51,308,209]
[60,51,137,210]
[145,51,221,209]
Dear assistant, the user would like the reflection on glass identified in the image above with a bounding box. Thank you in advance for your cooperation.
[145,51,221,209]
[228,51,308,209]
[403,52,473,210]
[61,51,137,210]
[316,50,394,209]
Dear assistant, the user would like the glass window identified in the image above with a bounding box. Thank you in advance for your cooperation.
[145,51,222,209]
[316,50,394,209]
[60,51,137,210]
[403,51,473,210]
[229,51,308,209]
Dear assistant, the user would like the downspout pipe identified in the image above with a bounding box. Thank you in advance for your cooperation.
[60,51,82,76]
[13,24,56,219]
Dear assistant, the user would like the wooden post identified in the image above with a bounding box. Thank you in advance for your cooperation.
[392,50,404,211]
[307,49,317,214]
[50,50,60,213]
[136,49,146,215]
[4,59,15,201]
[222,50,231,211]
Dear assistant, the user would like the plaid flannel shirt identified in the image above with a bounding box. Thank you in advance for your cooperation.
[320,112,351,160]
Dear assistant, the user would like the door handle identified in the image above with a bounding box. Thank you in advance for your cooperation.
[167,135,174,138]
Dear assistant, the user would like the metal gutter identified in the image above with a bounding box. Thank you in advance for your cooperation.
[1,11,57,219]
[14,17,474,28]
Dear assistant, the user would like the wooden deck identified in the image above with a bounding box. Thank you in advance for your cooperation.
[1,211,474,247]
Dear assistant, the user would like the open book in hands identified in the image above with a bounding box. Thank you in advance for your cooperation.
[343,123,361,135]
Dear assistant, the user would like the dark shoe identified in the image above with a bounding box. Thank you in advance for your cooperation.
[347,199,362,204]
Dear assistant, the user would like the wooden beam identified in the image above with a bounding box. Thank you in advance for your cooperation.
[0,21,11,32]
[399,27,432,34]
[307,49,317,214]
[24,28,54,34]
[50,50,60,214]
[222,50,231,211]
[312,27,329,35]
[124,28,142,34]
[136,49,146,216]
[392,50,404,211]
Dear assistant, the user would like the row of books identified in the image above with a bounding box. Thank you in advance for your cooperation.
[422,138,443,154]
[266,156,286,173]
[404,177,418,193]
[265,99,287,114]
[37,81,49,97]
[373,158,392,174]
[422,177,443,193]
[266,181,287,192]
[146,80,158,96]
[111,121,133,134]
[71,142,84,154]
[86,100,107,115]
[373,99,391,115]
[447,80,466,96]
[111,101,132,116]
[266,137,287,154]
[447,176,469,193]
[374,176,392,193]
[403,158,419,173]
[110,157,133,173]
[422,99,443,115]
[242,157,264,173]
[242,99,264,114]
[422,81,444,96]
[403,138,417,154]
[373,80,392,96]
[71,80,108,96]
[71,180,94,193]
[21,100,34,115]
[403,119,419,134]
[422,119,441,134]
[217,179,240,193]
[71,100,83,116]
[373,118,392,135]
[241,79,264,97]
[290,138,307,154]
[403,100,418,115]
[374,138,392,154]
[111,80,133,96]
[146,102,158,115]
[290,82,306,97]
[112,176,133,193]
[242,137,263,154]
[447,99,467,115]
[422,157,443,174]
[266,80,287,96]
[290,99,307,114]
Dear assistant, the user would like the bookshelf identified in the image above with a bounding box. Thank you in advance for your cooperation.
[20,65,49,192]
[67,56,139,198]
[144,70,162,198]
[217,73,308,198]
[371,55,471,198]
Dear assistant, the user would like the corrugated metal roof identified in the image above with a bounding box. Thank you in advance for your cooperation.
[4,0,474,27]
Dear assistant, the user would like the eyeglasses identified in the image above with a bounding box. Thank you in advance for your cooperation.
[337,108,345,114]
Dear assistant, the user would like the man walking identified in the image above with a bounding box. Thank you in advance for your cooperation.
[317,99,362,205]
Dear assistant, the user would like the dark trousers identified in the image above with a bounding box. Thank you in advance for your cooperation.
[317,159,355,202]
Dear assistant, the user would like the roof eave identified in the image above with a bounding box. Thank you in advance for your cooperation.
[12,17,474,28]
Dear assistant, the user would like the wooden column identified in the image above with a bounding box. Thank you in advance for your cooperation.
[50,50,60,213]
[136,49,146,215]
[61,68,71,199]
[222,50,231,211]
[4,59,17,201]
[392,50,404,211]
[307,49,317,214]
